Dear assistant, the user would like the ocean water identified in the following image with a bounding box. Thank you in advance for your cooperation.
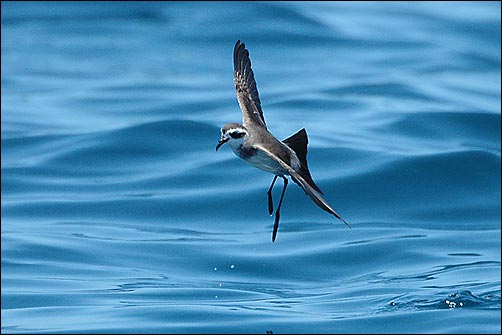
[1,1,500,333]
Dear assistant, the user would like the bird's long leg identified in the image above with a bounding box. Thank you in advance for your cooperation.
[272,176,288,242]
[267,175,278,216]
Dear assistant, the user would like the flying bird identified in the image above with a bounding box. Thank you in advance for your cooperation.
[216,40,350,242]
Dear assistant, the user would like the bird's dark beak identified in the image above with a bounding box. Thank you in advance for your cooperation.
[215,137,228,151]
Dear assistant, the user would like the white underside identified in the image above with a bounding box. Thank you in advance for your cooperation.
[226,136,300,176]
[243,149,288,175]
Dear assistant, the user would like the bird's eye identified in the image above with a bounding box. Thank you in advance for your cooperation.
[230,131,245,139]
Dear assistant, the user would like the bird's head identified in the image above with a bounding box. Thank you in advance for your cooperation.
[216,123,248,151]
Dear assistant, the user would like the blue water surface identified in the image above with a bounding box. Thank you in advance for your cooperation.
[1,1,501,333]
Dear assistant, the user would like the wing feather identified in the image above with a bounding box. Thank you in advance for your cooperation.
[233,40,266,129]
[254,144,350,227]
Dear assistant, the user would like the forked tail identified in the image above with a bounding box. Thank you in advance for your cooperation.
[282,128,323,194]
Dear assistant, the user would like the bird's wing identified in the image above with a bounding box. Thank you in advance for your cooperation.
[234,40,267,129]
[254,144,350,227]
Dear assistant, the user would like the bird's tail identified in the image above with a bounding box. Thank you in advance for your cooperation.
[282,128,323,194]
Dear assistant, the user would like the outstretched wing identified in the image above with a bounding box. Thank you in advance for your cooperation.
[234,40,266,129]
[254,144,351,227]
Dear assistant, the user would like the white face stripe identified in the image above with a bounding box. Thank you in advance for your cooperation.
[225,128,246,135]
[223,128,248,141]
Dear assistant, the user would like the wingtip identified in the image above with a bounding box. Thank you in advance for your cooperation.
[331,210,351,228]
[234,39,244,51]
[234,40,248,72]
[328,205,351,228]
[339,216,351,228]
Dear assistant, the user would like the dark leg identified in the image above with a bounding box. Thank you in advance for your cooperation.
[272,176,288,242]
[267,175,278,216]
